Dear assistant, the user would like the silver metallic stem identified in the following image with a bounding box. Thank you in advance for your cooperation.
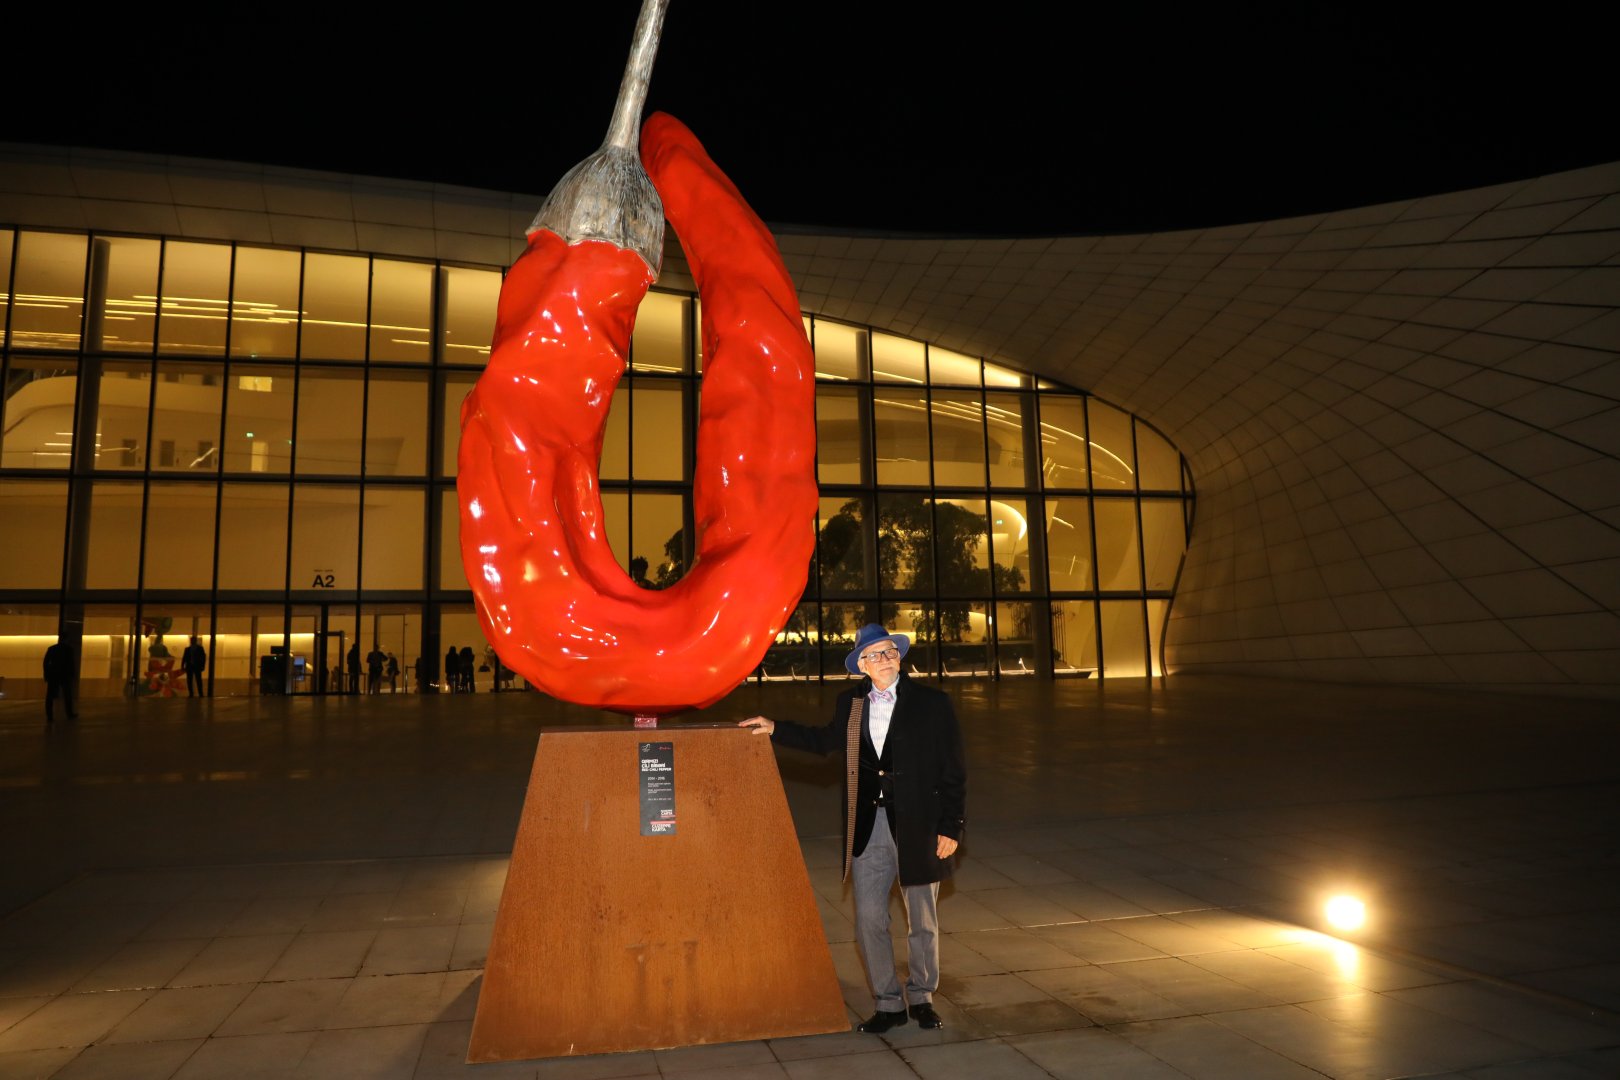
[527,0,670,277]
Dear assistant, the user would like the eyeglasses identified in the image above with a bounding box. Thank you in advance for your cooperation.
[859,648,901,664]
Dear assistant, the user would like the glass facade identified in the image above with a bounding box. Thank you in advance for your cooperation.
[0,227,1193,700]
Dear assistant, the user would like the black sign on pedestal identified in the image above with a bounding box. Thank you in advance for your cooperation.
[639,742,676,836]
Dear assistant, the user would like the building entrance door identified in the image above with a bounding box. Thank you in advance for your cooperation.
[316,629,346,695]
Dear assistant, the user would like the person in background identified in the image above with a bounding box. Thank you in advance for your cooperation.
[445,646,460,693]
[43,638,76,725]
[180,636,208,697]
[366,645,386,694]
[460,645,477,692]
[386,652,400,693]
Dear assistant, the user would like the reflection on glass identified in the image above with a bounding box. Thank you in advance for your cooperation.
[87,481,143,589]
[365,373,428,476]
[631,381,685,481]
[95,363,151,471]
[144,482,217,589]
[631,291,688,373]
[989,497,1031,593]
[871,333,925,383]
[815,385,867,485]
[984,363,1027,389]
[631,493,685,589]
[930,390,986,487]
[936,600,990,677]
[1045,498,1093,592]
[1,360,77,469]
[1038,396,1088,489]
[1094,499,1141,591]
[301,253,367,361]
[1147,599,1168,677]
[995,601,1036,674]
[985,393,1032,488]
[439,488,469,590]
[0,230,12,331]
[928,348,980,387]
[933,498,990,597]
[438,373,478,477]
[1140,499,1186,591]
[818,495,873,594]
[762,602,817,678]
[1136,423,1180,492]
[159,241,230,357]
[820,602,872,677]
[598,386,629,481]
[224,367,293,474]
[291,485,358,590]
[1100,599,1147,677]
[1087,399,1136,490]
[812,320,867,381]
[295,369,364,474]
[1051,600,1098,674]
[152,363,222,472]
[95,237,159,353]
[362,487,425,590]
[877,493,933,594]
[11,232,87,350]
[369,259,433,363]
[600,490,629,574]
[217,483,289,590]
[231,247,300,359]
[874,389,930,486]
[0,480,68,588]
[440,266,500,365]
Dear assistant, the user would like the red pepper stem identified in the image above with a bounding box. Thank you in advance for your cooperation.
[605,0,670,152]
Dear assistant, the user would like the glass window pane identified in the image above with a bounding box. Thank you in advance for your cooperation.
[820,602,874,677]
[600,384,629,481]
[1038,395,1089,489]
[632,493,685,588]
[231,247,300,359]
[630,290,689,373]
[1141,499,1187,592]
[994,601,1037,675]
[817,495,873,594]
[369,259,432,363]
[440,487,470,591]
[877,493,932,594]
[989,497,1033,594]
[152,362,223,473]
[873,389,930,486]
[365,372,428,476]
[362,487,425,590]
[95,362,151,471]
[1087,399,1136,490]
[358,604,421,692]
[930,390,986,487]
[812,320,868,381]
[601,490,630,577]
[928,347,980,387]
[1101,600,1147,678]
[95,237,160,353]
[870,333,925,384]
[1137,423,1180,492]
[985,392,1032,488]
[762,601,818,680]
[886,606,937,677]
[1045,498,1094,592]
[159,241,230,356]
[10,231,87,350]
[224,366,294,474]
[1052,600,1098,675]
[0,230,12,339]
[1147,599,1168,677]
[143,482,217,590]
[440,266,500,366]
[937,600,990,677]
[630,381,686,481]
[1094,499,1141,591]
[217,482,288,590]
[81,607,135,696]
[0,481,67,588]
[0,605,59,696]
[291,485,358,590]
[86,481,143,589]
[1,359,77,469]
[933,497,990,596]
[296,368,364,475]
[439,373,478,478]
[301,253,367,361]
[815,385,866,485]
[983,363,1028,389]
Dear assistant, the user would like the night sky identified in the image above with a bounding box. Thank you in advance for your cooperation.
[11,6,1616,236]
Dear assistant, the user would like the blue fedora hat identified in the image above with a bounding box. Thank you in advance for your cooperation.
[844,623,911,675]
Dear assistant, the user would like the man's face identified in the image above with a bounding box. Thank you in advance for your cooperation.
[858,642,901,689]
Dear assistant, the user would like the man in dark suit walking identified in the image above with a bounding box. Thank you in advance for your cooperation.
[43,638,77,724]
[741,623,966,1034]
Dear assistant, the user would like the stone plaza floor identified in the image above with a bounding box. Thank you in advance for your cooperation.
[1,675,1617,1078]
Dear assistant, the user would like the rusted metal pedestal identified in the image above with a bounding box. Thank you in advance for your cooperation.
[467,725,849,1062]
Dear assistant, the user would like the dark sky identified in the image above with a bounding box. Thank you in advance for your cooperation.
[12,6,1616,235]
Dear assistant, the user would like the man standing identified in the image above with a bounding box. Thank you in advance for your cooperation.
[43,638,76,724]
[741,623,965,1034]
[180,636,208,697]
[347,641,361,694]
[366,645,386,695]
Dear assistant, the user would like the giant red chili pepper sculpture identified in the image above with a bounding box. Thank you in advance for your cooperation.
[457,105,817,715]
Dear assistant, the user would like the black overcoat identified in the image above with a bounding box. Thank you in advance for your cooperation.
[771,673,966,886]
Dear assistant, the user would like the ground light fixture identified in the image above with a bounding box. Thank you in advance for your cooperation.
[1325,894,1367,932]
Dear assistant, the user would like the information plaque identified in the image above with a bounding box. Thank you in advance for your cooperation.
[639,741,676,835]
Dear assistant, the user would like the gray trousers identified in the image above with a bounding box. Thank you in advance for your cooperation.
[852,810,940,1012]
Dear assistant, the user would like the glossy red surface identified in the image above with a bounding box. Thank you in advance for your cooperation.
[456,113,817,714]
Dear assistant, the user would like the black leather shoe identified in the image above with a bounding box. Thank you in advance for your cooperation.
[856,1009,909,1034]
[909,1002,944,1029]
